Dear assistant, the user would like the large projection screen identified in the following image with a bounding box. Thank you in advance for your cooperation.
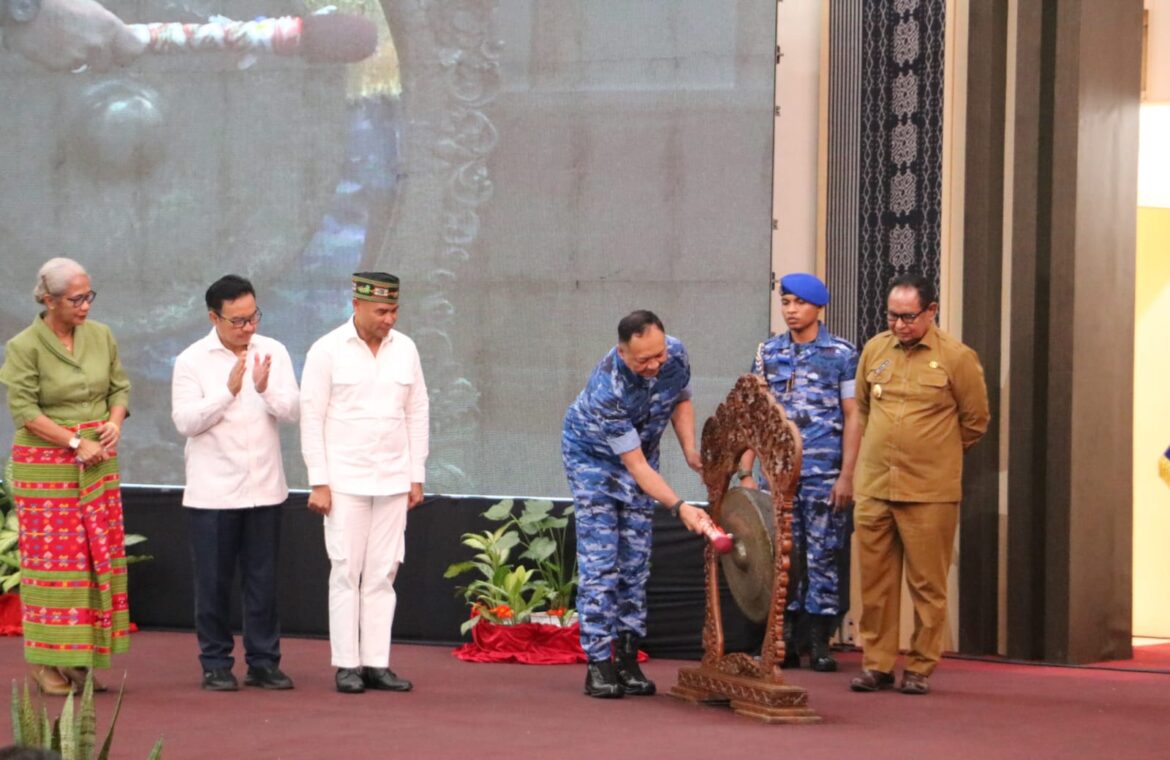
[0,0,776,501]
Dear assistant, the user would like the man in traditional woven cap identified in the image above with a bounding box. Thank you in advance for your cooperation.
[300,272,429,694]
[738,272,859,673]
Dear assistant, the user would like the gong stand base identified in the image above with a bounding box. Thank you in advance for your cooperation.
[670,665,822,724]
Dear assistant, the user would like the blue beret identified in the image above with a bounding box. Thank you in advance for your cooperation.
[779,273,830,306]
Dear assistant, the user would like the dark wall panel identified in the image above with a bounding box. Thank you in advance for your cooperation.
[123,488,762,660]
[958,0,1008,656]
[1005,0,1141,663]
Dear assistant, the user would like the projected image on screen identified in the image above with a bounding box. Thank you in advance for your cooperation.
[0,0,776,500]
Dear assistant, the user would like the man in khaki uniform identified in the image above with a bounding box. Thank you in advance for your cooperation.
[849,274,990,696]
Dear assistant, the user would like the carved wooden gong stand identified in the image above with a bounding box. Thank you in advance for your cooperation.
[669,375,821,723]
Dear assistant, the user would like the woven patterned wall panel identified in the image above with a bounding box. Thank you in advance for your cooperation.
[826,0,945,343]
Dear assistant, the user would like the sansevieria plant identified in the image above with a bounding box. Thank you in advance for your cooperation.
[9,671,163,759]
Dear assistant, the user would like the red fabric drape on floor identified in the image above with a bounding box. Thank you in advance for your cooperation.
[454,621,585,664]
[452,620,647,664]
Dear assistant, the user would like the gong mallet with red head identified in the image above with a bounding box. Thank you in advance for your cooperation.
[702,522,735,555]
[127,13,379,64]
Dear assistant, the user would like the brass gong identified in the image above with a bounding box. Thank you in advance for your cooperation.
[719,487,775,624]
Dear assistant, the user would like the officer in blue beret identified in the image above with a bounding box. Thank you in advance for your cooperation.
[737,273,860,672]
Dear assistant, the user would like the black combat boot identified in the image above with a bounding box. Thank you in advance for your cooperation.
[584,658,623,698]
[809,614,838,672]
[614,632,656,695]
[781,610,802,668]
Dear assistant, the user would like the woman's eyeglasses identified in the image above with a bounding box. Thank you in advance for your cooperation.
[62,291,97,307]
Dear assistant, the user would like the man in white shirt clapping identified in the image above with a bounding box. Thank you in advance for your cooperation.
[300,272,429,695]
[171,275,300,692]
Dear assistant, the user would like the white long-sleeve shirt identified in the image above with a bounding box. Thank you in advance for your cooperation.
[171,330,300,508]
[300,319,429,496]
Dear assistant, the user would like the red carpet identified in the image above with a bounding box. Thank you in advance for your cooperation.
[1087,641,1170,672]
[2,632,1169,759]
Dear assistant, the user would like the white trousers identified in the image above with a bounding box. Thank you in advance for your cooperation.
[324,491,408,668]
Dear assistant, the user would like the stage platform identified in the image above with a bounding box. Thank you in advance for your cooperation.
[3,632,1169,759]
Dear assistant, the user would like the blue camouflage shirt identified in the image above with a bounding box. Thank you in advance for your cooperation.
[751,324,858,480]
[562,336,692,505]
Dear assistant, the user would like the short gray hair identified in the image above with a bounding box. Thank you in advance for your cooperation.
[33,258,87,304]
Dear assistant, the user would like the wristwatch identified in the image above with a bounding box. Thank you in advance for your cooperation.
[735,468,752,480]
[1,0,41,25]
[668,499,686,518]
[68,434,82,450]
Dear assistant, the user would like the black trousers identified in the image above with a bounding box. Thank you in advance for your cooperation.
[186,504,283,671]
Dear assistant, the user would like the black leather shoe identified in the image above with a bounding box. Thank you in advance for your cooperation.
[849,669,895,692]
[244,665,295,690]
[362,667,412,692]
[615,632,656,696]
[335,668,365,694]
[900,671,930,695]
[811,654,838,672]
[201,668,239,692]
[583,659,623,698]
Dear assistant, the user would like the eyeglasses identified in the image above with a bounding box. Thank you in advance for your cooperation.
[61,291,97,307]
[215,308,263,329]
[886,310,925,325]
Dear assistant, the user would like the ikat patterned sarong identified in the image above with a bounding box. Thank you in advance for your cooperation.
[10,420,129,667]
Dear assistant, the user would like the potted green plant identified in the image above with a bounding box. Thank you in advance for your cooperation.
[0,478,20,595]
[445,498,577,634]
[9,670,163,758]
[0,472,23,633]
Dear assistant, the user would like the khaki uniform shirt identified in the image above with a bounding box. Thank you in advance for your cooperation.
[854,323,989,502]
[0,315,131,429]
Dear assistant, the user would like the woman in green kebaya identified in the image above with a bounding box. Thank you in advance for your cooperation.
[0,258,131,695]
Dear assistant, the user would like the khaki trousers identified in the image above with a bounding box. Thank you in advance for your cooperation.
[854,496,958,677]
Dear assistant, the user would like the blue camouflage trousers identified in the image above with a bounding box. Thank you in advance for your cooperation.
[574,496,654,662]
[787,475,852,616]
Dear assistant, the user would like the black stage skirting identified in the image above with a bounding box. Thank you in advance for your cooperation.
[123,487,764,660]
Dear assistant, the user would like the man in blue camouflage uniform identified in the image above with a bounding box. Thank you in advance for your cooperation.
[562,310,708,699]
[738,273,860,672]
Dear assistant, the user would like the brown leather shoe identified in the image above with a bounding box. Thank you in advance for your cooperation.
[849,669,895,692]
[30,666,73,696]
[900,671,930,695]
[59,667,107,693]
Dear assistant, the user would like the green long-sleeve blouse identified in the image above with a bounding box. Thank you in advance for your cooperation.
[0,315,131,429]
